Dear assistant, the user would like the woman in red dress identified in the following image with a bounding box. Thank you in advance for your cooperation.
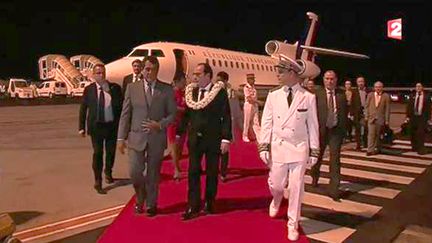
[167,74,187,181]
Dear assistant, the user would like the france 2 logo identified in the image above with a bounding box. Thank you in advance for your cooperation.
[387,18,402,40]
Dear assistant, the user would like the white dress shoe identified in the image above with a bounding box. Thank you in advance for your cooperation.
[268,199,281,218]
[242,136,250,142]
[288,228,299,241]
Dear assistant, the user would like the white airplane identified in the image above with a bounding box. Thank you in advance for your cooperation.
[105,12,369,93]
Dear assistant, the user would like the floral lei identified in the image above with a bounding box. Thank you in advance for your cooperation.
[185,81,224,110]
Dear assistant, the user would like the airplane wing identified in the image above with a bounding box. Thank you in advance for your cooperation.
[301,45,370,59]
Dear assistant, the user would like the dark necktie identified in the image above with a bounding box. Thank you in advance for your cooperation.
[415,92,421,114]
[145,81,153,106]
[326,90,337,128]
[287,87,293,107]
[199,89,206,101]
[134,75,139,83]
[97,87,105,123]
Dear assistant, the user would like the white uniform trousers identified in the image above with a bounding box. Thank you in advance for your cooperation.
[243,103,260,141]
[268,161,306,229]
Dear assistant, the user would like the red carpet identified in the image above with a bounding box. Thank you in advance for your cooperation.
[99,134,310,243]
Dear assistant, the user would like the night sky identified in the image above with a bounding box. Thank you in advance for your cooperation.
[0,0,430,86]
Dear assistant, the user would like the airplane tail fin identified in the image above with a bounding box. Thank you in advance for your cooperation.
[300,12,319,61]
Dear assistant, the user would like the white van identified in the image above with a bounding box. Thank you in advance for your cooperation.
[71,81,92,97]
[37,81,68,98]
[7,79,34,99]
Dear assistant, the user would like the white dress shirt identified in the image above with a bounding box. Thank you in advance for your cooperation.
[95,82,114,122]
[198,82,212,101]
[326,88,337,112]
[374,92,382,107]
[414,92,424,115]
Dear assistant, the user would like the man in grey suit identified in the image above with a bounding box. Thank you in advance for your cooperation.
[365,81,390,156]
[117,56,177,216]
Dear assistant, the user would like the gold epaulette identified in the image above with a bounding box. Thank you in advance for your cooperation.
[258,143,270,153]
[310,148,320,158]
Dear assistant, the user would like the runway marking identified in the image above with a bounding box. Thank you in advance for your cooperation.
[393,139,432,147]
[14,205,124,242]
[342,151,432,166]
[320,164,414,185]
[301,217,356,243]
[303,192,382,218]
[338,157,425,174]
[304,175,400,199]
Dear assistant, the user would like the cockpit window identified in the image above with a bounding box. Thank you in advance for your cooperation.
[151,49,165,57]
[129,49,149,57]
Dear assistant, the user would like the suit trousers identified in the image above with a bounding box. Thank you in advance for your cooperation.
[311,127,344,196]
[188,137,220,209]
[243,103,260,141]
[354,118,368,148]
[410,116,427,152]
[367,121,383,153]
[128,144,164,208]
[268,161,306,230]
[220,152,229,177]
[90,122,117,182]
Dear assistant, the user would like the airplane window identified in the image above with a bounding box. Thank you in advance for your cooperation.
[212,59,216,66]
[129,49,149,57]
[219,60,222,67]
[224,60,228,67]
[230,61,234,68]
[151,50,165,57]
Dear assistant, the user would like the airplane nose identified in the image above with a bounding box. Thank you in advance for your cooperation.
[105,58,131,84]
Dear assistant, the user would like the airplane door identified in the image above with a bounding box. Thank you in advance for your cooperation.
[173,49,188,80]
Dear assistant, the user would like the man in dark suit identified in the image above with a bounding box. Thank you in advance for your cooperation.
[311,70,348,201]
[406,82,431,154]
[177,63,232,220]
[117,56,177,216]
[352,76,369,149]
[79,64,123,194]
[121,59,143,96]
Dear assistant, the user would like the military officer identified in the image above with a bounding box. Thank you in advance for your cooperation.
[243,73,261,142]
[259,60,320,241]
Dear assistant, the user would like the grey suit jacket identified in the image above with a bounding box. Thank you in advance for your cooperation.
[117,80,177,151]
[365,92,390,125]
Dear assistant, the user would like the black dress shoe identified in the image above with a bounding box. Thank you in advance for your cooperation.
[134,204,144,215]
[203,201,215,215]
[329,191,341,202]
[93,184,106,194]
[311,177,319,188]
[146,207,157,217]
[182,208,200,220]
[105,176,114,184]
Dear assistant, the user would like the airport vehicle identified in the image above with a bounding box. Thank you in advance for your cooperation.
[7,78,34,99]
[36,81,68,98]
[70,81,92,97]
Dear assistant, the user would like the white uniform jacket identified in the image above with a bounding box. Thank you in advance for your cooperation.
[259,84,320,163]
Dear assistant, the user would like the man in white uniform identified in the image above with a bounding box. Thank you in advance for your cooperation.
[259,60,320,241]
[243,73,261,142]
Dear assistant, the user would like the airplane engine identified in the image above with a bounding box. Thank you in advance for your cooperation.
[296,59,320,79]
[265,40,321,79]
